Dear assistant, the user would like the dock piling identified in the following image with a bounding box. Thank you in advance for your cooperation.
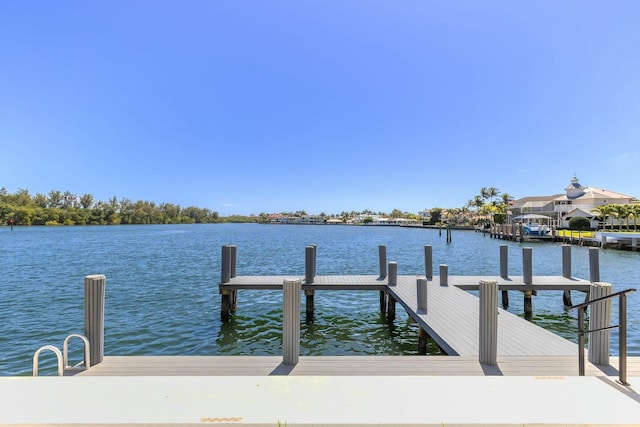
[305,246,315,285]
[417,278,428,311]
[418,327,429,355]
[379,246,388,315]
[589,248,600,282]
[500,245,508,279]
[283,278,302,365]
[230,245,238,311]
[305,246,316,321]
[439,264,448,286]
[230,245,237,278]
[500,245,509,308]
[387,294,396,322]
[562,245,572,306]
[220,245,233,321]
[479,279,498,365]
[424,245,433,280]
[588,282,612,366]
[305,290,315,323]
[523,247,532,285]
[523,247,533,317]
[221,245,232,283]
[388,262,397,286]
[84,274,106,366]
[378,245,387,278]
[379,290,387,316]
[387,262,397,321]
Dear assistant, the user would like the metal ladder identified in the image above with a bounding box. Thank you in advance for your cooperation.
[33,334,91,376]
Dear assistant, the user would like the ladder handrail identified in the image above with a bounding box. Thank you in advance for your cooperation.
[570,287,636,386]
[63,334,91,370]
[33,345,63,376]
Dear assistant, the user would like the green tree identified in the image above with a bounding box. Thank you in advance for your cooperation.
[48,190,63,208]
[80,193,95,209]
[429,207,442,225]
[591,205,614,231]
[569,216,591,231]
[629,203,640,231]
[15,188,32,206]
[611,204,630,231]
[33,193,48,208]
[390,209,403,218]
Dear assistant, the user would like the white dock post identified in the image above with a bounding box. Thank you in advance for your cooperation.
[589,247,600,282]
[479,279,498,365]
[379,245,387,278]
[416,278,428,311]
[84,274,106,366]
[283,278,302,365]
[424,245,433,280]
[562,245,572,306]
[588,282,612,366]
[439,264,448,286]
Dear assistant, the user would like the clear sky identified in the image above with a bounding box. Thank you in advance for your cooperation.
[1,1,639,216]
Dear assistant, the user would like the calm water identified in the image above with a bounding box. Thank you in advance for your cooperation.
[1,224,639,376]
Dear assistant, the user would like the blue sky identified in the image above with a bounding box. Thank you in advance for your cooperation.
[1,1,639,216]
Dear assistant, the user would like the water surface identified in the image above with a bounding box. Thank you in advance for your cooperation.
[1,224,638,376]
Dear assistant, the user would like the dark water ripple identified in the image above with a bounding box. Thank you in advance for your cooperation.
[1,224,639,376]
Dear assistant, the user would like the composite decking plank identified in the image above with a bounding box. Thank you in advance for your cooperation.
[389,276,578,357]
[74,355,640,377]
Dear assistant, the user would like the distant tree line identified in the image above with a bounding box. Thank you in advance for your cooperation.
[0,187,220,226]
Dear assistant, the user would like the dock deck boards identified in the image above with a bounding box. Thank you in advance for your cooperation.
[73,355,640,377]
[222,274,591,291]
[388,276,580,356]
[222,274,589,357]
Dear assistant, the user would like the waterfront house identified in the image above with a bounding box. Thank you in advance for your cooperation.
[417,209,430,225]
[509,176,636,229]
[300,214,324,224]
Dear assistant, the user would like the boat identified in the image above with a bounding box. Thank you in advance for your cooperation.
[523,222,550,236]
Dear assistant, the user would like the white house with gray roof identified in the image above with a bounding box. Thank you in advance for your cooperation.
[509,176,636,229]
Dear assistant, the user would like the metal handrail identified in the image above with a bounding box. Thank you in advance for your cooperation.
[32,334,91,376]
[33,345,64,376]
[63,334,91,370]
[570,288,636,386]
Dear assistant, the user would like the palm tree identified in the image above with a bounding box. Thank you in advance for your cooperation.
[630,203,640,231]
[591,205,614,231]
[610,204,630,231]
[474,195,484,211]
[480,187,490,203]
[487,187,500,204]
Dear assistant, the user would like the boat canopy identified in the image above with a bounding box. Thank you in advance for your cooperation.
[514,214,551,220]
